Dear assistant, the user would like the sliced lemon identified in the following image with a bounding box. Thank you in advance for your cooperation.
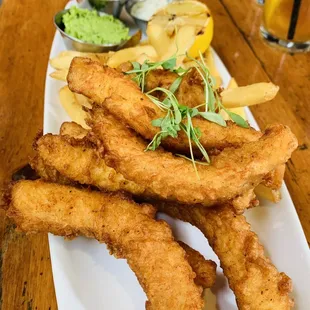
[147,0,214,62]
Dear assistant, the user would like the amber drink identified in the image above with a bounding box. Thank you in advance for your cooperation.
[261,0,310,52]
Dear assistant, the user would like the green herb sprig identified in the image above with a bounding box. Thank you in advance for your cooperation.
[125,51,249,175]
[126,57,179,92]
[187,52,249,128]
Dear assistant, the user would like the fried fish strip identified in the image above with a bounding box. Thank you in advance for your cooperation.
[60,121,88,139]
[67,57,262,153]
[7,180,204,310]
[91,113,297,207]
[60,122,285,206]
[156,202,294,310]
[255,164,286,202]
[145,69,205,110]
[33,134,145,195]
[178,241,216,289]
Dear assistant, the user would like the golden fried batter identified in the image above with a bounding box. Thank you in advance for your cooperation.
[60,121,88,139]
[7,180,204,310]
[156,202,294,310]
[178,241,217,289]
[60,121,285,208]
[91,113,297,207]
[33,134,145,195]
[67,57,262,153]
[145,69,205,110]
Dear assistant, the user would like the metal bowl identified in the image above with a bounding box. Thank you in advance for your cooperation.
[54,9,129,53]
[88,0,126,18]
[125,0,148,34]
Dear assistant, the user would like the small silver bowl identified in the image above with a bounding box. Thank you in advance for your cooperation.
[125,0,147,34]
[88,0,126,18]
[54,9,129,53]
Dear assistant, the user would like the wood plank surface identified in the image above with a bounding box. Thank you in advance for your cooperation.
[0,0,309,309]
[210,0,310,239]
[0,0,67,309]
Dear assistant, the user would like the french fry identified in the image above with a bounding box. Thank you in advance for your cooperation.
[223,79,283,203]
[136,53,158,64]
[59,86,89,129]
[220,78,247,120]
[50,51,112,70]
[221,82,279,108]
[74,93,92,109]
[204,48,222,87]
[107,45,158,68]
[49,69,68,82]
[254,184,281,203]
[226,77,238,89]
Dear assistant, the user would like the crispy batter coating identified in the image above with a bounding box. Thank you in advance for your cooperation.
[91,113,297,207]
[67,57,262,153]
[261,164,286,190]
[7,180,204,310]
[145,69,205,110]
[60,121,88,139]
[30,155,72,185]
[59,122,283,208]
[156,202,294,310]
[33,134,145,195]
[178,241,216,289]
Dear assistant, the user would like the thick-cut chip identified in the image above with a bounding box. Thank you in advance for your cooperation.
[67,57,262,153]
[91,112,297,207]
[59,86,90,129]
[7,180,204,310]
[156,202,294,310]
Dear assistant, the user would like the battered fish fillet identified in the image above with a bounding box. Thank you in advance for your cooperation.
[30,155,72,185]
[156,202,294,310]
[60,121,284,208]
[67,57,262,153]
[120,63,203,110]
[178,241,216,289]
[91,112,297,207]
[118,63,286,198]
[7,180,204,310]
[33,134,145,195]
[60,121,88,139]
[145,69,205,110]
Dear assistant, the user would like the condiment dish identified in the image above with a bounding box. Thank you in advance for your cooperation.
[54,8,129,52]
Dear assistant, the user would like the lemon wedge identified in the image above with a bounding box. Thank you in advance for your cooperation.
[147,0,214,63]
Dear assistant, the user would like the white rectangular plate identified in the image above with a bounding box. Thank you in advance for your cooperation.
[44,5,310,309]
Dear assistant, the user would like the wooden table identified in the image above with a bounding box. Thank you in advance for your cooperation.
[0,0,309,308]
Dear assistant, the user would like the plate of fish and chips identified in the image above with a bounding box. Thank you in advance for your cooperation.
[4,1,310,310]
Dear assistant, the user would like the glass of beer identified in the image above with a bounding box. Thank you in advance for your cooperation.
[261,0,310,52]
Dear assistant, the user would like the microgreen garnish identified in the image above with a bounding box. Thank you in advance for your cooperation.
[126,57,178,92]
[125,51,249,174]
[187,51,249,129]
[145,86,212,177]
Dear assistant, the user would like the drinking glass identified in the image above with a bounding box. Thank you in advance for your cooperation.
[260,0,310,52]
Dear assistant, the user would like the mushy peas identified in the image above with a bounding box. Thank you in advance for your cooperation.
[63,6,130,45]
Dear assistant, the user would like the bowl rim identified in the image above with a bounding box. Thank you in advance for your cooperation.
[125,0,150,22]
[53,8,128,48]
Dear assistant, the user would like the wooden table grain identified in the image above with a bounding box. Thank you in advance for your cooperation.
[0,0,309,309]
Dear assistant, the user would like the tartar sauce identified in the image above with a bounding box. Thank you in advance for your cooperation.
[131,0,169,21]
